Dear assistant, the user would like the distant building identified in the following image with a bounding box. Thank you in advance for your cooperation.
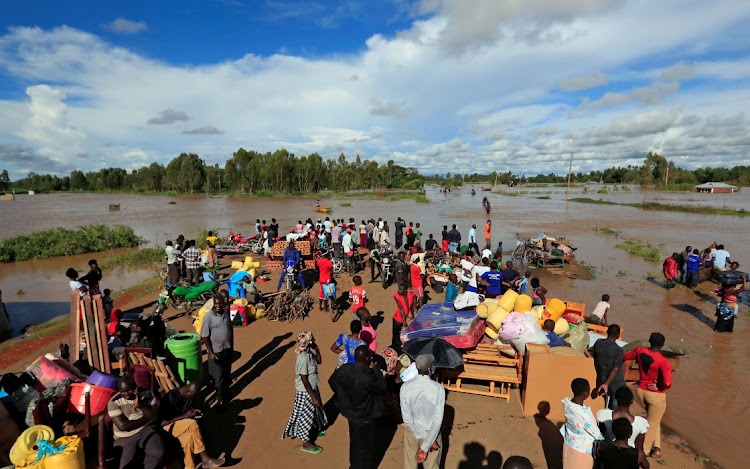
[694,182,739,193]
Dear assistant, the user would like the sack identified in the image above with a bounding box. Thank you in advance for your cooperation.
[454,292,484,310]
[566,323,591,350]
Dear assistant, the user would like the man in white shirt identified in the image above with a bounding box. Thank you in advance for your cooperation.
[165,240,181,285]
[400,354,445,469]
[468,224,479,257]
[342,229,354,272]
[711,245,731,271]
[323,217,332,234]
[469,258,490,293]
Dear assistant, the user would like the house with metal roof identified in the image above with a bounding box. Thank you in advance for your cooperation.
[693,182,739,193]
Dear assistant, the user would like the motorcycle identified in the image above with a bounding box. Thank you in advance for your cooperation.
[153,279,225,316]
[380,252,395,289]
[284,260,303,291]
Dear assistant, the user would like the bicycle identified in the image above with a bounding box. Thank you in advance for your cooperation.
[511,235,533,266]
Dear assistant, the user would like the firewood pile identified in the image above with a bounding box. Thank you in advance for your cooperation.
[265,290,315,322]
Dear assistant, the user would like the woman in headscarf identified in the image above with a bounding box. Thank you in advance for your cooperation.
[281,332,328,454]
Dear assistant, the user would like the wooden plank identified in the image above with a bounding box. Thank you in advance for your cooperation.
[90,295,106,372]
[82,296,101,371]
[70,293,81,362]
[92,294,112,373]
[80,299,94,367]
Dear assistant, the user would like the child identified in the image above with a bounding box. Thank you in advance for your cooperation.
[357,307,377,352]
[349,275,366,315]
[66,268,87,297]
[589,294,610,326]
[543,319,569,347]
[330,320,365,368]
[515,271,531,294]
[101,289,114,315]
[531,278,547,306]
[445,273,459,303]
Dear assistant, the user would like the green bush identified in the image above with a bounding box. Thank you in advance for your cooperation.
[0,225,142,262]
[255,189,278,197]
[401,179,423,190]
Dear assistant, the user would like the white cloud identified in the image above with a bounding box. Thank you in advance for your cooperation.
[0,0,749,176]
[558,70,608,90]
[661,61,695,81]
[104,18,148,34]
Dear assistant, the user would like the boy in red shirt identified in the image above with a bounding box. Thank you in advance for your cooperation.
[349,275,366,315]
[623,332,672,458]
[316,255,334,312]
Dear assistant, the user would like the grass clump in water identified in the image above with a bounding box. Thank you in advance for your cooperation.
[0,225,142,263]
[592,226,621,236]
[570,198,749,217]
[101,247,164,269]
[389,193,430,203]
[616,240,661,262]
[340,202,352,207]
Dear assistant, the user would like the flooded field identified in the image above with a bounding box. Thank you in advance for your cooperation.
[1,186,748,467]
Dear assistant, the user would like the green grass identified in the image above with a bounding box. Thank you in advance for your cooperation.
[388,193,430,203]
[111,276,164,302]
[0,225,142,263]
[651,183,695,191]
[493,190,520,197]
[570,198,749,216]
[592,226,621,236]
[100,247,164,269]
[340,202,351,207]
[536,196,551,199]
[616,240,662,262]
[597,188,608,194]
[254,189,279,197]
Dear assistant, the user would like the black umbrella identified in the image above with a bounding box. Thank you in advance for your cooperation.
[402,336,464,369]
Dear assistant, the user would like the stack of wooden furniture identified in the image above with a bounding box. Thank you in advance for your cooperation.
[266,240,315,269]
[438,344,523,402]
[125,348,181,395]
[70,292,111,373]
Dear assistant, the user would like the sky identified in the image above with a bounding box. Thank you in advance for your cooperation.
[0,0,749,179]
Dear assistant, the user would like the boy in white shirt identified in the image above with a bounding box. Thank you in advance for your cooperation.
[589,294,610,326]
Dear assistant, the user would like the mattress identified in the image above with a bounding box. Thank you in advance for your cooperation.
[401,303,480,342]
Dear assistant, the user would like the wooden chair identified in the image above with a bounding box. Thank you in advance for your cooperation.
[438,344,523,402]
[127,350,180,395]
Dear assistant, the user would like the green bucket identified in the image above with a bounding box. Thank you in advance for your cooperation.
[165,333,203,385]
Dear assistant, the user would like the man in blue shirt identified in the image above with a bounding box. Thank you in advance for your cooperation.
[685,248,702,289]
[500,261,520,293]
[277,241,306,291]
[543,320,570,347]
[479,261,503,298]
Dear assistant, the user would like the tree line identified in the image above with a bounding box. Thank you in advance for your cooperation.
[2,150,748,194]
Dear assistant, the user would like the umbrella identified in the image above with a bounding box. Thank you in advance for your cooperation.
[402,336,464,369]
[621,340,687,357]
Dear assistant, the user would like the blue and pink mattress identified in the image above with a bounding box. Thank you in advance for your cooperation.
[400,303,482,347]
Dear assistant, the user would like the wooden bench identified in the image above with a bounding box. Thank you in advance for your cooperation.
[438,344,523,402]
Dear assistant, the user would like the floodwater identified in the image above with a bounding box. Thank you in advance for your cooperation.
[1,187,749,467]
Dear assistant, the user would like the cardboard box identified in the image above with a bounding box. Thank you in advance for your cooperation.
[521,343,604,421]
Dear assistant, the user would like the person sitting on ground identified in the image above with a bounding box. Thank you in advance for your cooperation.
[331,320,366,368]
[589,294,611,326]
[160,383,225,469]
[108,375,164,469]
[597,418,650,469]
[543,319,570,347]
[445,273,459,303]
[357,308,377,352]
[531,278,547,306]
[596,386,649,451]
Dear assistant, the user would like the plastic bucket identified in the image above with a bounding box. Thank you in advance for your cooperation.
[67,383,116,415]
[165,333,203,385]
[86,371,119,390]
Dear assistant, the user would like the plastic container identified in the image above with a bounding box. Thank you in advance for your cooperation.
[86,371,119,390]
[67,383,116,416]
[498,290,518,312]
[513,294,533,313]
[544,298,566,322]
[10,425,55,465]
[231,261,244,270]
[39,436,84,469]
[165,333,204,385]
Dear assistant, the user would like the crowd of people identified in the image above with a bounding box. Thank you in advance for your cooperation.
[56,212,744,469]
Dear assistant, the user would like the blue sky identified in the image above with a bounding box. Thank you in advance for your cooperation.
[1,0,749,178]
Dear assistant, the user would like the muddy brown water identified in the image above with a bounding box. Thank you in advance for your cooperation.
[1,187,749,467]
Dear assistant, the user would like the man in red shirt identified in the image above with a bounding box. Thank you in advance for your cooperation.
[392,284,416,354]
[623,332,672,458]
[316,255,334,312]
[409,256,424,308]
